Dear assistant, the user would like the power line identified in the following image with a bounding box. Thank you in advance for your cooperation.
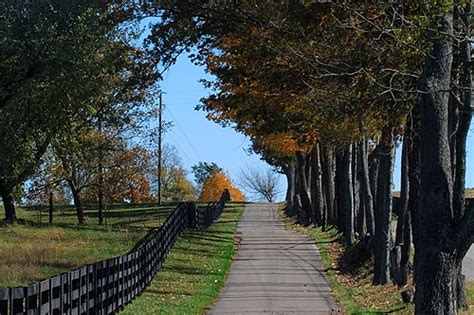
[167,132,195,165]
[167,106,203,161]
[157,92,163,206]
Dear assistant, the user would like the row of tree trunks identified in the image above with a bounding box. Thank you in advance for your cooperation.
[284,131,395,286]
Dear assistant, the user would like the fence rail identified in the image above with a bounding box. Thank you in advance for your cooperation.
[0,190,231,315]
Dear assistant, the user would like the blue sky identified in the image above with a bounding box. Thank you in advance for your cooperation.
[158,53,474,200]
[158,54,286,201]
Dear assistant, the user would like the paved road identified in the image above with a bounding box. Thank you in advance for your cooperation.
[208,203,339,314]
[464,246,474,281]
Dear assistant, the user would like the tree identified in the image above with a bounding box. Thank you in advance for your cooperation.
[191,162,223,188]
[150,144,195,202]
[200,172,244,202]
[238,166,281,202]
[0,1,156,222]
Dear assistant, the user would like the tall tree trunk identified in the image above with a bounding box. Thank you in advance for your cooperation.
[339,144,354,245]
[68,181,85,224]
[1,184,17,223]
[353,142,363,238]
[296,151,312,224]
[373,129,395,285]
[453,0,472,223]
[98,117,104,225]
[335,150,344,231]
[396,134,409,246]
[322,145,335,226]
[369,146,380,214]
[49,191,53,224]
[284,163,296,217]
[98,161,104,225]
[453,2,472,309]
[310,145,324,226]
[359,139,375,237]
[415,5,461,313]
[407,108,421,286]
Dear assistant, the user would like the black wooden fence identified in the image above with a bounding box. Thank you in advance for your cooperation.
[0,190,231,315]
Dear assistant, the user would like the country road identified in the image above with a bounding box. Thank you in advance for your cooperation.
[208,203,339,314]
[463,246,474,281]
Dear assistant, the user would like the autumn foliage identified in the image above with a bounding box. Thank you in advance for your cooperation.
[199,172,245,202]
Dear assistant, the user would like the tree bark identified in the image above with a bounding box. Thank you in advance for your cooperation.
[392,134,413,287]
[396,134,409,246]
[352,142,363,238]
[415,5,463,313]
[296,151,312,224]
[453,3,472,309]
[369,146,380,216]
[322,145,335,226]
[68,180,85,224]
[1,184,17,223]
[373,129,395,285]
[284,163,297,217]
[49,191,53,224]
[98,161,104,225]
[310,144,324,226]
[338,144,354,245]
[359,139,375,237]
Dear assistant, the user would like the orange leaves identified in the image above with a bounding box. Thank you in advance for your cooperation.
[261,133,300,157]
[199,172,245,202]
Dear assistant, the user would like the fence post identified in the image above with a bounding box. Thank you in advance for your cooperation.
[0,288,8,315]
[187,202,196,229]
[26,282,40,314]
[10,287,25,314]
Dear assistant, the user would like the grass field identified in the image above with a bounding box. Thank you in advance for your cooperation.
[121,203,244,314]
[0,202,177,288]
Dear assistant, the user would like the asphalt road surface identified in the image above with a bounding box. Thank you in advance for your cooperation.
[464,246,474,281]
[208,203,339,314]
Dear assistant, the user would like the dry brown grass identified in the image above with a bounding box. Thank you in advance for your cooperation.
[0,225,143,287]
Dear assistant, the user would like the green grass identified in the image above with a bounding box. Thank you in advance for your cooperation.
[278,208,412,314]
[0,202,177,288]
[15,202,178,228]
[461,281,474,314]
[121,203,244,315]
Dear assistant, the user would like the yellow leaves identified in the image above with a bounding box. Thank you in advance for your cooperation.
[199,172,245,202]
[261,133,300,157]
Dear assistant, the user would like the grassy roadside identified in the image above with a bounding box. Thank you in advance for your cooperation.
[121,203,244,314]
[0,203,175,288]
[462,282,474,314]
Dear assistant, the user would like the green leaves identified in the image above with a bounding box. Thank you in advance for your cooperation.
[0,1,157,199]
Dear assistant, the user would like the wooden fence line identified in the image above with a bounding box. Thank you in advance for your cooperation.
[0,190,231,315]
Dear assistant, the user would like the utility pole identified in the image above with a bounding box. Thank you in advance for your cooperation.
[98,115,104,225]
[158,91,163,206]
